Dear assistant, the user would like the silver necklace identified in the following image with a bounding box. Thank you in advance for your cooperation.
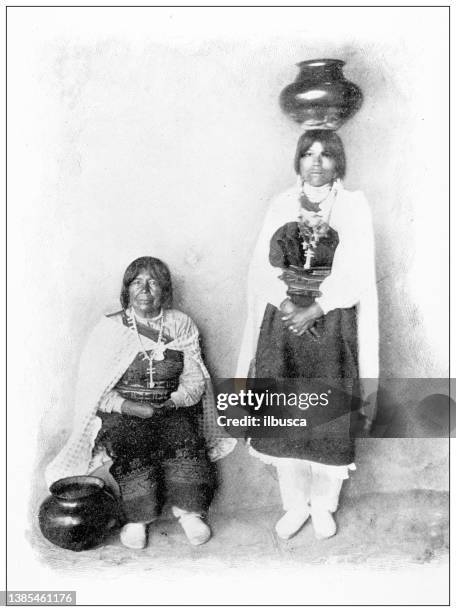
[127,308,165,388]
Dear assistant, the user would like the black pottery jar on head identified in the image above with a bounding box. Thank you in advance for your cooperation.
[279,59,363,130]
[38,476,119,552]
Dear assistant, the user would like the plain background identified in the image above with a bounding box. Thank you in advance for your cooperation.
[4,5,451,605]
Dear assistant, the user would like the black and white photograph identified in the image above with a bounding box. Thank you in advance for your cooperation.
[4,5,451,606]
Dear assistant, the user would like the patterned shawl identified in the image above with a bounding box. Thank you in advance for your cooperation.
[45,311,236,487]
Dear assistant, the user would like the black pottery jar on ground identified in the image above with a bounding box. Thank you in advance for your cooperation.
[279,59,363,129]
[39,476,119,551]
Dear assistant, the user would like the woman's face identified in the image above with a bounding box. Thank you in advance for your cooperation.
[128,268,163,317]
[299,141,337,187]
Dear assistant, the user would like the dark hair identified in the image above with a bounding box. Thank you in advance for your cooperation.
[120,256,173,309]
[293,129,346,179]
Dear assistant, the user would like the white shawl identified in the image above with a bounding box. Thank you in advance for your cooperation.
[45,310,236,487]
[235,182,379,419]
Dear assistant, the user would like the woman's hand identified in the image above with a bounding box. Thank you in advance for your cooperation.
[280,301,324,337]
[279,297,296,315]
[121,400,155,419]
[152,399,177,417]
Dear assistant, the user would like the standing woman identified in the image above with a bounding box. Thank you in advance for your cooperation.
[236,130,378,540]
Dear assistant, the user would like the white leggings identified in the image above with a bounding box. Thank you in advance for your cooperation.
[276,460,346,513]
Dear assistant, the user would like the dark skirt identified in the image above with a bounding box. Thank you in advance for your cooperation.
[94,409,215,523]
[250,303,359,466]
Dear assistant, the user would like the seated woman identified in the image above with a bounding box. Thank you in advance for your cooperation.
[45,256,230,549]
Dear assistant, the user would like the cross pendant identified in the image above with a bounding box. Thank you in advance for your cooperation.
[304,248,315,270]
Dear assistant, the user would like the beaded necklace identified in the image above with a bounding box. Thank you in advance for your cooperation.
[298,180,335,270]
[127,307,165,388]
